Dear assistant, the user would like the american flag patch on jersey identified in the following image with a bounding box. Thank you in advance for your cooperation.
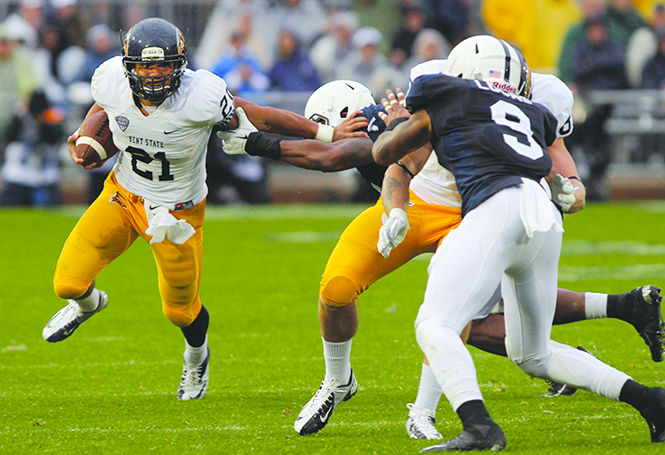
[489,69,502,78]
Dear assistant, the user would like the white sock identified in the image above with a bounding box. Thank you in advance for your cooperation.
[184,335,208,364]
[75,288,101,312]
[323,337,352,383]
[413,363,443,416]
[584,292,608,319]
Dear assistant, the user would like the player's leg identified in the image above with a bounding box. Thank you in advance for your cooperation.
[503,229,665,443]
[147,201,208,400]
[415,192,521,451]
[295,195,439,435]
[44,175,138,342]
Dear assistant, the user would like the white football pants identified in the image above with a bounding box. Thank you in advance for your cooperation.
[415,184,630,412]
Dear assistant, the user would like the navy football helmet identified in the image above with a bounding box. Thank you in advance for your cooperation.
[122,18,187,103]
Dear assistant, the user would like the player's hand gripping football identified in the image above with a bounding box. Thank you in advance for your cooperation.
[377,208,410,258]
[332,109,369,141]
[378,88,409,127]
[217,107,258,155]
[550,174,577,212]
[67,129,103,170]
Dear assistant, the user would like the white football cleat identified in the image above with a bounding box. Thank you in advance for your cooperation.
[294,371,357,435]
[177,347,210,400]
[406,403,442,440]
[42,291,108,342]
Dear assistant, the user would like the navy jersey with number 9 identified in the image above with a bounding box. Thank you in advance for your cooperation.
[406,74,558,217]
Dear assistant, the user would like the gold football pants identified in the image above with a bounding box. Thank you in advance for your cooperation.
[53,171,205,327]
[320,190,461,306]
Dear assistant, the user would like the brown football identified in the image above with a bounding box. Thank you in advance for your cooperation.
[75,110,119,167]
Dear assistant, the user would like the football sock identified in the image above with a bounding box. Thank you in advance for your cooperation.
[584,292,608,319]
[322,337,352,383]
[75,288,102,312]
[619,379,650,410]
[413,363,443,416]
[181,305,209,348]
[184,335,208,365]
[456,400,492,429]
[607,292,632,322]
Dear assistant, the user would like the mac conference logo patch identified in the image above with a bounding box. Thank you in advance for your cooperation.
[115,115,129,131]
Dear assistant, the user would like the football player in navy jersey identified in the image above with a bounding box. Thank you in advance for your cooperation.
[373,35,665,451]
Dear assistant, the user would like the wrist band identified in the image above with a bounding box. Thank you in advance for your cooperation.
[315,124,334,142]
[245,131,281,160]
[396,160,415,178]
[386,117,408,131]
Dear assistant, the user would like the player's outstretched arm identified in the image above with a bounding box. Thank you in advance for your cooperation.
[372,109,431,166]
[232,97,367,141]
[546,137,586,213]
[68,102,105,169]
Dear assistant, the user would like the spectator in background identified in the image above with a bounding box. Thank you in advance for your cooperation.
[268,28,321,91]
[606,0,645,46]
[210,30,269,95]
[569,13,627,200]
[0,89,64,206]
[390,5,427,61]
[74,24,118,83]
[559,0,610,83]
[626,2,665,87]
[351,0,403,54]
[423,0,471,45]
[270,0,327,49]
[336,26,404,97]
[310,9,359,82]
[0,24,38,134]
[52,0,89,49]
[641,28,665,88]
[404,27,450,70]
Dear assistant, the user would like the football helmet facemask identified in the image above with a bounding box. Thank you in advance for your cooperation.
[445,35,531,99]
[304,80,375,127]
[122,17,187,103]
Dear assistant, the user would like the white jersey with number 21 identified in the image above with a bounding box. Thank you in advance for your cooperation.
[91,56,234,209]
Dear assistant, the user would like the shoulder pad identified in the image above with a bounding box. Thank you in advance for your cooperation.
[531,73,574,138]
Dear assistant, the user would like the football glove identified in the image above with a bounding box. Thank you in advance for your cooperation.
[217,107,257,155]
[377,208,409,258]
[551,173,577,212]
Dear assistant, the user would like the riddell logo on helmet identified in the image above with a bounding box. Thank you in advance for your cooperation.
[491,81,517,94]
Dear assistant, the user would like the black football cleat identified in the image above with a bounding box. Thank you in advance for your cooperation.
[420,422,506,452]
[627,286,664,362]
[638,387,665,442]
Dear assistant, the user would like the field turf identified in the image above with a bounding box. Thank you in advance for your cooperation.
[1,202,665,454]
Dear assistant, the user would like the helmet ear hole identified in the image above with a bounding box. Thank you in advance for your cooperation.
[305,80,375,128]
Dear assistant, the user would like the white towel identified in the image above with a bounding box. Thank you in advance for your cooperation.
[144,200,195,245]
[518,178,563,238]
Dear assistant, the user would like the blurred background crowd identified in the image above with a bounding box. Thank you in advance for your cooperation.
[0,0,664,206]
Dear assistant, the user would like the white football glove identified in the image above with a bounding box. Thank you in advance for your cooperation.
[377,208,410,258]
[550,173,577,212]
[217,107,257,155]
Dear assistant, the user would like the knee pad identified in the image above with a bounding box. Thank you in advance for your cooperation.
[505,339,551,378]
[320,274,360,306]
[53,275,90,300]
[163,299,200,327]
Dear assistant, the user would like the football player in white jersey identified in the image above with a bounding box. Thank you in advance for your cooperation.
[373,35,665,451]
[41,18,362,400]
[220,77,663,437]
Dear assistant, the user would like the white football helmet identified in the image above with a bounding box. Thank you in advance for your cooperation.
[445,35,531,99]
[304,80,375,127]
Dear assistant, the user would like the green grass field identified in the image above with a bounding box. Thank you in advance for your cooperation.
[2,202,665,454]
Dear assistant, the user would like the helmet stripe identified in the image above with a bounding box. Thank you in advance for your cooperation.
[497,38,511,83]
